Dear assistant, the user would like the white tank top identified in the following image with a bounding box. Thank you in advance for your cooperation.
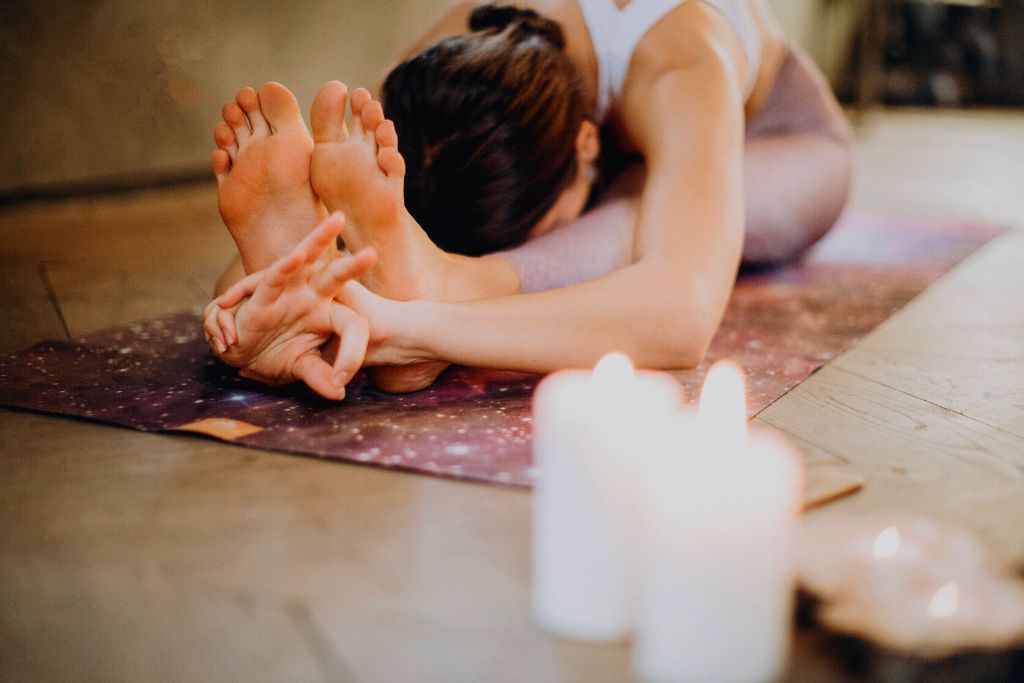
[577,0,761,123]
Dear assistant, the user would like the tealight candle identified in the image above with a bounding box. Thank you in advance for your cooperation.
[634,362,804,683]
[800,516,1024,658]
[531,353,684,641]
[820,571,1024,657]
[798,516,991,602]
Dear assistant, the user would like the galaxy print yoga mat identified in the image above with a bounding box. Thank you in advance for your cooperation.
[0,212,1003,488]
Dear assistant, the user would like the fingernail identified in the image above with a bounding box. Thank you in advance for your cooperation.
[332,371,346,388]
[215,339,226,354]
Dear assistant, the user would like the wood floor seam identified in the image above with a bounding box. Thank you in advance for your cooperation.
[35,262,71,340]
[287,600,358,683]
[833,364,1024,442]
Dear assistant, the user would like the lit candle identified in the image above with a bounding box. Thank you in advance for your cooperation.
[531,353,683,641]
[634,361,804,683]
[820,571,1024,657]
[798,517,989,602]
[802,517,1024,657]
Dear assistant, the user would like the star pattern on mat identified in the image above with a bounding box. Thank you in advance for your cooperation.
[0,212,1005,486]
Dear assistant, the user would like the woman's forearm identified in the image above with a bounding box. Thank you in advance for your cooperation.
[391,261,720,374]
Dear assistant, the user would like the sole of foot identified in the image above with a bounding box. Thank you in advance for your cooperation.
[310,81,451,393]
[213,82,328,273]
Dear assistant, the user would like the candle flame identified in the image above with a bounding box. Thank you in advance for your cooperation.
[872,527,901,559]
[927,582,960,619]
[592,352,634,392]
[698,360,747,437]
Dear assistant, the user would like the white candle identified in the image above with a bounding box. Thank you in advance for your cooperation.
[634,362,803,683]
[532,353,683,641]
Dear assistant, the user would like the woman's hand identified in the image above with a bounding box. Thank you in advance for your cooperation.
[206,213,377,400]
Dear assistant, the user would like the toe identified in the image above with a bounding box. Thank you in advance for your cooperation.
[211,150,231,185]
[214,122,239,160]
[350,88,371,115]
[236,87,270,136]
[257,82,304,134]
[222,101,251,143]
[375,119,398,148]
[360,100,385,135]
[349,88,371,135]
[378,147,407,180]
[311,81,350,144]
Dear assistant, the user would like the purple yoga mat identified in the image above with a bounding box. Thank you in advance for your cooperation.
[0,211,1003,486]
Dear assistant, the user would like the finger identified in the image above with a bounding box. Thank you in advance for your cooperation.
[239,368,277,385]
[329,305,369,388]
[293,352,347,400]
[215,307,237,347]
[299,213,346,265]
[219,270,265,308]
[252,251,304,306]
[204,307,227,354]
[311,247,377,298]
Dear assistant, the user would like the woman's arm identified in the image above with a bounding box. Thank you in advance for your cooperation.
[374,74,745,371]
[367,7,748,373]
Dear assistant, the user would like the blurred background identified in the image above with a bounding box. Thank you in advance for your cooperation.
[1,0,1022,200]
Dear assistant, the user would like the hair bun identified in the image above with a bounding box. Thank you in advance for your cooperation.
[469,3,566,49]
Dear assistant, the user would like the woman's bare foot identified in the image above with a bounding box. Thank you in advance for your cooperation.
[309,82,450,301]
[213,83,328,274]
[310,83,462,392]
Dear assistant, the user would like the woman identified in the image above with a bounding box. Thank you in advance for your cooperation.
[206,1,851,398]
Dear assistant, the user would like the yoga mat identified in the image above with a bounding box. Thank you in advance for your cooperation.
[0,211,1003,497]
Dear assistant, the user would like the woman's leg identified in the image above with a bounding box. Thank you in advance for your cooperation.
[495,166,643,292]
[740,132,851,264]
[741,43,853,264]
[499,121,852,292]
[497,42,854,287]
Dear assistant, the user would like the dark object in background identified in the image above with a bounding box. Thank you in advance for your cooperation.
[841,0,1024,107]
[824,633,1023,683]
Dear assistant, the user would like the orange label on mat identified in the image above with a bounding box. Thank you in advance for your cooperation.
[172,417,264,440]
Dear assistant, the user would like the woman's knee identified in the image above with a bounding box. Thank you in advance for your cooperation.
[801,138,853,246]
[742,135,853,264]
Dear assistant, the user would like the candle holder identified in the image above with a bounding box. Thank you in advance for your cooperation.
[823,632,1024,683]
[797,516,1024,682]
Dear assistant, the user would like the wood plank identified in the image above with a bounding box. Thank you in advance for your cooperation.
[0,264,67,352]
[831,230,1024,439]
[44,264,210,336]
[0,184,235,336]
[0,561,338,682]
[852,109,1024,227]
[0,185,227,268]
[759,365,1024,562]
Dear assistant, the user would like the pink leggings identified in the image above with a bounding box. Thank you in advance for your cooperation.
[498,44,854,293]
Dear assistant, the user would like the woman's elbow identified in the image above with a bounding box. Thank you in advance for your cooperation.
[643,306,715,370]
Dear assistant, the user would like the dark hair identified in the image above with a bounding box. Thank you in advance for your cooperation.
[381,4,588,256]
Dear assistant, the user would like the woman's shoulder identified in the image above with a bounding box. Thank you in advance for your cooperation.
[630,2,754,78]
[623,1,787,118]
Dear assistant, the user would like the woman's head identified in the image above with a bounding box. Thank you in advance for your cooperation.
[382,4,598,256]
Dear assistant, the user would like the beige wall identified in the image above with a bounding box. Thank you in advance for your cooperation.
[768,0,858,84]
[1,0,853,196]
[1,0,451,195]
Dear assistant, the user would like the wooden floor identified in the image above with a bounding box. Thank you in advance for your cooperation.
[2,109,1023,682]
